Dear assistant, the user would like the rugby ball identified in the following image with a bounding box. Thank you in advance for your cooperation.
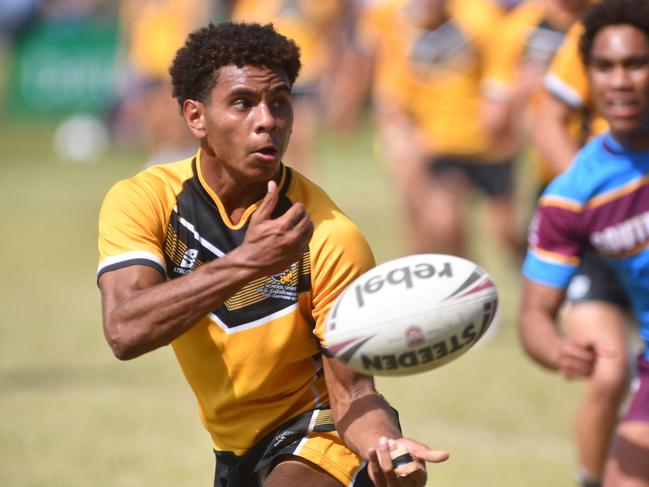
[324,254,498,376]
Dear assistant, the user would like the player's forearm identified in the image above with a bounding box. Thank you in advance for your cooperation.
[532,98,579,176]
[323,357,402,456]
[518,307,563,371]
[103,249,263,360]
[335,391,403,458]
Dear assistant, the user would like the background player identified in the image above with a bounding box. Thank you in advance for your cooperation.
[97,21,447,486]
[481,0,593,176]
[523,3,635,484]
[353,0,519,260]
[518,2,649,486]
[482,3,627,483]
[111,0,212,165]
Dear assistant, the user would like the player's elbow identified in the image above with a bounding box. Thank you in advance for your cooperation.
[103,320,143,361]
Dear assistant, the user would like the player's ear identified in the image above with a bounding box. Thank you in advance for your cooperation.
[183,99,206,138]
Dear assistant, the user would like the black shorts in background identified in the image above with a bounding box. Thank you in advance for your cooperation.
[566,253,630,306]
[428,155,513,198]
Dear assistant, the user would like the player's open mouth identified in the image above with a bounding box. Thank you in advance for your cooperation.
[253,146,279,160]
[607,98,640,118]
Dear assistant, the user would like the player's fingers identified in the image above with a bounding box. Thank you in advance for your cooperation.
[367,448,387,487]
[560,356,595,379]
[562,339,598,362]
[389,445,427,487]
[391,438,449,464]
[291,211,314,243]
[413,449,449,463]
[278,201,309,227]
[251,180,279,222]
[377,437,396,472]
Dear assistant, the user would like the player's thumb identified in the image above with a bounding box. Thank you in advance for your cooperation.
[253,180,279,221]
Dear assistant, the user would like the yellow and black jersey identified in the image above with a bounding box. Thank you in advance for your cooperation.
[231,0,342,86]
[97,151,374,455]
[357,0,503,158]
[482,0,567,101]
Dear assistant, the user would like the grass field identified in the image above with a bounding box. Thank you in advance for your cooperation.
[0,118,586,486]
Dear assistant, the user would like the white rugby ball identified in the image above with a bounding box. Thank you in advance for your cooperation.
[324,254,498,376]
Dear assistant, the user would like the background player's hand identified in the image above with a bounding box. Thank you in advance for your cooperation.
[240,180,313,276]
[366,436,449,487]
[557,336,615,379]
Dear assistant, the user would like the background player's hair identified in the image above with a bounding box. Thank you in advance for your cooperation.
[579,0,649,64]
[169,22,301,109]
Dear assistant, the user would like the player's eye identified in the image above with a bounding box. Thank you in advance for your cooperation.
[270,96,290,110]
[626,57,649,70]
[592,60,612,72]
[233,98,252,109]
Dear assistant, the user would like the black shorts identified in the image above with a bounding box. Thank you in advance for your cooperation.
[213,407,373,487]
[565,253,630,306]
[428,155,513,198]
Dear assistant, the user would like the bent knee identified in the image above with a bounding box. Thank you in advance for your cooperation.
[590,361,630,400]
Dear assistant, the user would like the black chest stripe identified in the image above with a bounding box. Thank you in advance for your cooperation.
[163,162,311,329]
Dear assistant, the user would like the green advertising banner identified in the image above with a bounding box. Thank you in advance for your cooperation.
[6,19,118,117]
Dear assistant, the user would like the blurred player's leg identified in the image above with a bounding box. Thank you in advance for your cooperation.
[603,422,649,487]
[485,195,526,259]
[414,169,468,256]
[563,301,630,485]
[603,357,649,487]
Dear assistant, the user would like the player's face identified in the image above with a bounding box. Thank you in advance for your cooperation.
[589,25,649,149]
[200,64,293,182]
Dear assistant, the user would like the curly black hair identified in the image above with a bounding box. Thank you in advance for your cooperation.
[579,0,649,64]
[169,22,301,109]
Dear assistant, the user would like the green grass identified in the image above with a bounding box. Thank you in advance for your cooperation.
[0,119,585,486]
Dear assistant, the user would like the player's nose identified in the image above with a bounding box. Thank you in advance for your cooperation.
[253,102,278,133]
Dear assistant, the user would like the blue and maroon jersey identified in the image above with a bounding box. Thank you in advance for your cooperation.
[523,133,649,357]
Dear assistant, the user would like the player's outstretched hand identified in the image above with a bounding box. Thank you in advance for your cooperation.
[367,436,449,487]
[240,180,314,276]
[557,336,615,379]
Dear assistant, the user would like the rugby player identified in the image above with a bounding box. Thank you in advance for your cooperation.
[97,21,448,487]
[355,0,520,259]
[482,0,593,174]
[483,3,628,484]
[519,2,649,486]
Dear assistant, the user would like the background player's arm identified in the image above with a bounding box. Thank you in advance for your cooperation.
[323,356,448,485]
[518,278,603,379]
[99,181,313,360]
[518,278,566,369]
[532,91,580,175]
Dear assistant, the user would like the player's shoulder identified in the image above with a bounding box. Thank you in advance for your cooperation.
[287,169,360,230]
[287,168,373,257]
[543,135,609,203]
[105,156,193,202]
